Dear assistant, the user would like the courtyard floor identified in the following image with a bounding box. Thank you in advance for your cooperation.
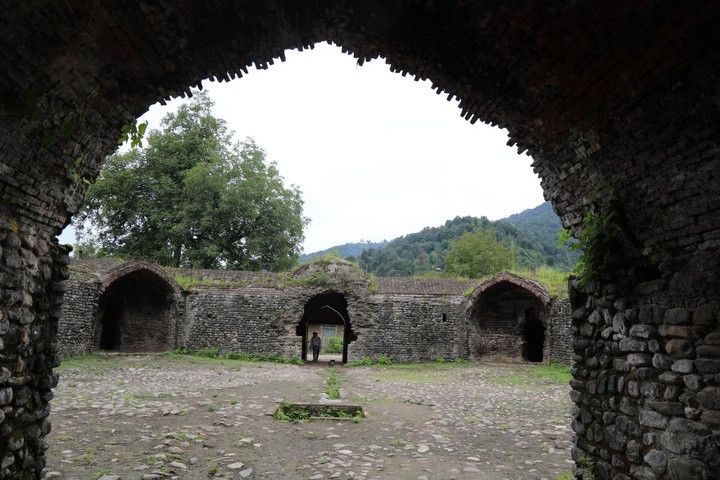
[44,354,575,480]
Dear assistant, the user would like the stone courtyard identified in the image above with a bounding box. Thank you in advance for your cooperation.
[45,355,573,480]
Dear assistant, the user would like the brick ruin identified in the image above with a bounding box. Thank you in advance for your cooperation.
[1,2,720,478]
[58,259,572,367]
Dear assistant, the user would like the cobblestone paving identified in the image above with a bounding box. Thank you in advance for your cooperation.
[45,355,574,480]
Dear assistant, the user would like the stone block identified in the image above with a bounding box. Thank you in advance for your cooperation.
[696,386,720,410]
[627,353,652,366]
[695,358,720,374]
[643,448,667,474]
[620,337,649,352]
[670,359,694,374]
[658,371,684,385]
[652,353,673,369]
[664,339,694,358]
[664,308,690,325]
[659,325,696,338]
[630,323,658,339]
[696,345,720,358]
[683,374,704,391]
[660,418,711,454]
[667,457,708,480]
[645,401,685,416]
[692,304,715,326]
[603,425,627,452]
[705,331,720,345]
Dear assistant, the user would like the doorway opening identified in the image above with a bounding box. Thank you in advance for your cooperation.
[523,307,545,362]
[296,292,357,364]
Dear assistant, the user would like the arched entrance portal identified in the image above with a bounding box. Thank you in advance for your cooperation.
[97,269,178,352]
[296,292,357,364]
[467,273,550,363]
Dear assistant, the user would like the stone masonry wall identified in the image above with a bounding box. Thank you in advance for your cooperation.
[0,224,64,478]
[569,252,720,480]
[181,287,293,356]
[56,279,100,357]
[548,298,572,365]
[349,294,466,363]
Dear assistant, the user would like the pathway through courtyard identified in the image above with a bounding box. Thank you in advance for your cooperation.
[45,355,574,480]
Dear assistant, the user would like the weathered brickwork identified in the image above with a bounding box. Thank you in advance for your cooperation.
[2,2,720,477]
[59,260,570,368]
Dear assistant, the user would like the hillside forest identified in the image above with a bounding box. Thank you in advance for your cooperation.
[299,202,579,278]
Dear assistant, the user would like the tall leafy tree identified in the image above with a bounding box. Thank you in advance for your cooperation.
[75,92,308,271]
[444,229,516,278]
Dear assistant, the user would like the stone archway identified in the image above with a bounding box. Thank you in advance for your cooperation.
[96,267,181,353]
[2,3,720,478]
[467,272,550,362]
[296,292,357,364]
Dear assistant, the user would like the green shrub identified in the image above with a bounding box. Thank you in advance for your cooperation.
[195,347,220,358]
[375,355,392,365]
[325,336,343,354]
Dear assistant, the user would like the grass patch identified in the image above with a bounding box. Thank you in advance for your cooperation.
[487,363,571,389]
[325,367,341,400]
[168,349,304,366]
[273,402,363,423]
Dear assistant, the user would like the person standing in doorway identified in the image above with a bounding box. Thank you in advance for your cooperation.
[310,332,322,362]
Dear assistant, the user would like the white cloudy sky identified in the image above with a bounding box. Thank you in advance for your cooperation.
[59,42,546,254]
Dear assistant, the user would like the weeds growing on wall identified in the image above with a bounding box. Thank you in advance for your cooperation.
[557,185,619,285]
[172,274,249,291]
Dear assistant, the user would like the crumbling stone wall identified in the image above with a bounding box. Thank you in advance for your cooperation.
[2,2,720,477]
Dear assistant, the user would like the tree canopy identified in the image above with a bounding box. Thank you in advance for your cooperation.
[444,228,516,278]
[74,92,309,271]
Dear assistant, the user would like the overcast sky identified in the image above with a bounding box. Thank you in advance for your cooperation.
[59,42,546,254]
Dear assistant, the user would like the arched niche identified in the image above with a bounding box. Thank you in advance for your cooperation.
[467,272,550,363]
[96,263,182,353]
[296,292,357,364]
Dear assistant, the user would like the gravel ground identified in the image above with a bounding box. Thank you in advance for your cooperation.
[44,355,574,480]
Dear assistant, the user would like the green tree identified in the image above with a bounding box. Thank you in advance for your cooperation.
[75,91,308,271]
[444,229,516,278]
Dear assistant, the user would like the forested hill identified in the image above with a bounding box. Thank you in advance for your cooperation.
[297,240,389,264]
[299,202,579,276]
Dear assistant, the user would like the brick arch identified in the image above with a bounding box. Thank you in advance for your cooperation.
[100,261,181,296]
[96,261,182,353]
[3,3,720,478]
[466,272,551,309]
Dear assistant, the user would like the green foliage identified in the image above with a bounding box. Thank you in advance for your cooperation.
[352,204,578,277]
[325,366,341,399]
[578,456,596,480]
[75,91,308,271]
[173,274,249,291]
[445,229,516,279]
[375,354,392,365]
[298,240,390,263]
[349,355,399,367]
[325,336,344,354]
[172,348,303,365]
[558,186,617,285]
[510,266,571,298]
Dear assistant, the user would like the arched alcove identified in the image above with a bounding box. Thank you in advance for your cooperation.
[296,292,356,364]
[467,273,550,362]
[96,267,180,353]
